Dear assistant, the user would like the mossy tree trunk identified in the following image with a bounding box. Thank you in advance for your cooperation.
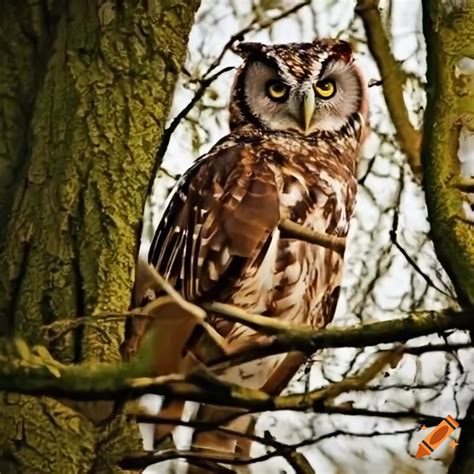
[0,1,200,472]
[422,2,474,472]
[422,0,474,305]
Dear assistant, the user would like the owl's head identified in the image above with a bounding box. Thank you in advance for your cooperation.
[229,39,368,137]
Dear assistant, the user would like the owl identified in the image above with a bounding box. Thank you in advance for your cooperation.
[125,39,368,468]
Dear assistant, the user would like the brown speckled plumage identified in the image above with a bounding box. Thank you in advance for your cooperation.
[129,39,369,459]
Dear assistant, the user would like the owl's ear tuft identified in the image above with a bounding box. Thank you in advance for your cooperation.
[233,42,266,58]
[314,38,354,62]
[331,40,354,61]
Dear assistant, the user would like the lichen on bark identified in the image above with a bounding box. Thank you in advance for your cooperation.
[0,0,200,471]
[422,0,474,305]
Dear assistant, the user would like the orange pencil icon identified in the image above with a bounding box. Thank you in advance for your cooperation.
[416,415,459,458]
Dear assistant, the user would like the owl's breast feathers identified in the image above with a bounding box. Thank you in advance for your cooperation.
[147,128,358,335]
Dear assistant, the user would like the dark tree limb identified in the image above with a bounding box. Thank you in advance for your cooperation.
[449,399,474,474]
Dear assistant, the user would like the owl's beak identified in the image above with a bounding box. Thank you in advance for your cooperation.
[302,88,315,133]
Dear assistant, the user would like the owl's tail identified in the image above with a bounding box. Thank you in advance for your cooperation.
[125,261,307,471]
[182,351,307,473]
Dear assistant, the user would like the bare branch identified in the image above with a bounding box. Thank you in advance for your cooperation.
[150,66,234,193]
[146,266,226,350]
[209,306,473,369]
[132,406,444,430]
[402,342,472,356]
[1,306,472,409]
[120,426,415,470]
[280,452,316,474]
[205,0,311,78]
[206,301,295,335]
[0,341,396,411]
[390,200,454,299]
[356,0,422,175]
[279,219,346,254]
[146,265,206,322]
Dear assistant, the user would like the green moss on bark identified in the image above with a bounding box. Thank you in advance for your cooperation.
[0,0,200,471]
[1,0,200,361]
[0,394,96,474]
[422,1,474,304]
[0,2,62,250]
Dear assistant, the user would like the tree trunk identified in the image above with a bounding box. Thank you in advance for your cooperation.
[0,1,200,472]
[422,2,474,472]
[421,0,474,305]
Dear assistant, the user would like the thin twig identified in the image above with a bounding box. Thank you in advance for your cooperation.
[390,198,454,299]
[120,427,414,470]
[205,301,293,334]
[149,0,312,192]
[204,0,311,78]
[129,405,448,436]
[133,413,287,449]
[402,342,473,355]
[358,154,377,185]
[146,266,226,350]
[149,65,235,195]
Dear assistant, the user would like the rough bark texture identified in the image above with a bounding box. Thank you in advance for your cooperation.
[0,0,200,472]
[422,0,474,305]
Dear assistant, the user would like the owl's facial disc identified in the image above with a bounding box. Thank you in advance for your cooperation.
[229,40,368,134]
[234,47,365,135]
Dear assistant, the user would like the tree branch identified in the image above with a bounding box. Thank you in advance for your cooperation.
[120,426,415,470]
[356,0,422,176]
[455,178,474,193]
[132,406,444,430]
[285,452,316,474]
[390,198,455,299]
[129,349,395,412]
[204,0,311,78]
[151,65,235,188]
[279,219,346,254]
[0,306,472,405]
[207,306,473,369]
[0,336,396,411]
[449,399,474,474]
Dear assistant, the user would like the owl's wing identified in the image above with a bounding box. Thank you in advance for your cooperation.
[148,143,280,302]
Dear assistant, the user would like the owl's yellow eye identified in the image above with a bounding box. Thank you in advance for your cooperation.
[315,79,336,99]
[266,80,289,101]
